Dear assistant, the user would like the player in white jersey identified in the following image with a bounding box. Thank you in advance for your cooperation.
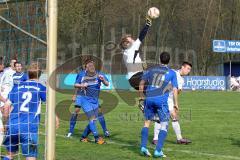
[0,58,5,145]
[0,59,16,107]
[152,62,192,145]
[0,58,15,146]
[120,16,152,90]
[0,59,16,146]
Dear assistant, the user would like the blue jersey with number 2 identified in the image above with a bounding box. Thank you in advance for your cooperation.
[8,80,46,133]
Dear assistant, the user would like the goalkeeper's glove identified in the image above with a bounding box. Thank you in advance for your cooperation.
[146,16,152,26]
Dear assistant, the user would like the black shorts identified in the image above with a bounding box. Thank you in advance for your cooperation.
[128,72,144,90]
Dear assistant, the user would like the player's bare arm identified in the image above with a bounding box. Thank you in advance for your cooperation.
[99,75,109,86]
[173,88,179,111]
[0,94,7,104]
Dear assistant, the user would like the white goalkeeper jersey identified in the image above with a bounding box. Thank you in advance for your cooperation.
[123,38,144,79]
[0,67,15,93]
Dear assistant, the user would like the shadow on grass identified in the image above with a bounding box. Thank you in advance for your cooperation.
[228,137,240,147]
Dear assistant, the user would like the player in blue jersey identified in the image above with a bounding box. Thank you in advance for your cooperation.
[66,69,110,138]
[139,52,179,158]
[66,73,82,138]
[2,62,58,160]
[12,61,28,86]
[74,59,109,144]
[152,62,192,145]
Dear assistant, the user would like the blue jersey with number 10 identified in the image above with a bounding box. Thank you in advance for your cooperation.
[8,80,46,133]
[142,65,178,103]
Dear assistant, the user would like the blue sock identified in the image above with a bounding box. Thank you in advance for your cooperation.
[156,130,168,152]
[98,113,107,132]
[69,113,78,133]
[82,124,91,138]
[89,120,99,140]
[141,127,149,148]
[3,156,11,160]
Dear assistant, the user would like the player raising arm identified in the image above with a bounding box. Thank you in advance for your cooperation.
[120,16,152,90]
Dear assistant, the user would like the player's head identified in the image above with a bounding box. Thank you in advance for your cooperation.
[14,61,23,73]
[85,59,96,74]
[28,62,41,79]
[120,34,134,50]
[160,52,170,65]
[180,61,192,76]
[10,58,17,69]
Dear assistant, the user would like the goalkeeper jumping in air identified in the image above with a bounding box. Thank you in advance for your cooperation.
[120,15,157,114]
[120,16,152,92]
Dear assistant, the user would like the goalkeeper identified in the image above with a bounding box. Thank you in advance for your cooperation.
[120,16,152,90]
[120,16,153,111]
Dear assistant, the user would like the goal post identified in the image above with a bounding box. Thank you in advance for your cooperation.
[0,0,58,159]
[46,0,57,159]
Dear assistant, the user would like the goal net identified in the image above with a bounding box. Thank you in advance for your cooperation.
[0,0,49,159]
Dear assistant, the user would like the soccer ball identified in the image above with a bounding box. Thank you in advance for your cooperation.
[147,7,160,19]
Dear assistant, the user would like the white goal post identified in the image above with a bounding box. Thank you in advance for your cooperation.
[46,0,57,159]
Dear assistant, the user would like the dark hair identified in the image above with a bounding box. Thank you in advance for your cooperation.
[160,52,170,64]
[182,61,192,68]
[84,59,94,67]
[28,62,41,79]
[14,61,22,67]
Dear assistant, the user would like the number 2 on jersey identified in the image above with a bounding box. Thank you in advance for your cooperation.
[20,91,32,112]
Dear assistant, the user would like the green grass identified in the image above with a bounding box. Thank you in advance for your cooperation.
[2,91,240,160]
[52,91,240,160]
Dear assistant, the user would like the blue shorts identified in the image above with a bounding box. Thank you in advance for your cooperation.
[75,96,99,118]
[75,96,82,108]
[3,129,38,158]
[144,97,170,122]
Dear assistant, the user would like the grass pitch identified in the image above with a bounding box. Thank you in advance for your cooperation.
[53,91,240,160]
[1,91,239,160]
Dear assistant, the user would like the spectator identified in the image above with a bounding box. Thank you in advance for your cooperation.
[230,76,240,91]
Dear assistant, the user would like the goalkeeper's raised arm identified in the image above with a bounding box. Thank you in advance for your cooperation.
[138,16,152,42]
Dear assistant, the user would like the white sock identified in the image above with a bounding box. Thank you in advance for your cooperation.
[153,122,161,140]
[0,130,4,145]
[0,116,3,145]
[172,121,182,140]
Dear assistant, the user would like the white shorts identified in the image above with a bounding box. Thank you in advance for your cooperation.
[168,98,174,112]
[0,90,10,107]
